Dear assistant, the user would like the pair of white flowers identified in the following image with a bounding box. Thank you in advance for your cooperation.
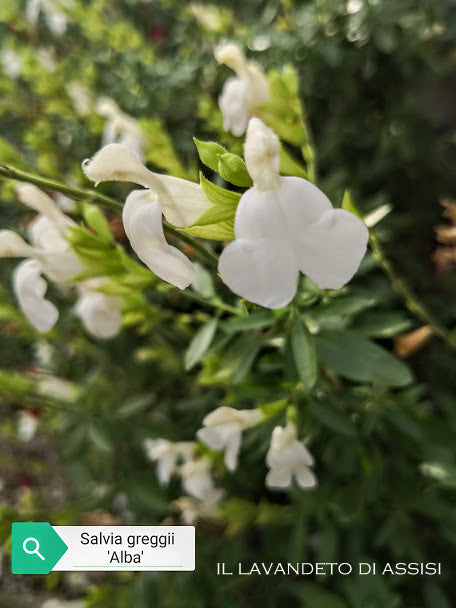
[197,407,317,490]
[0,185,122,338]
[83,117,368,309]
[144,438,223,524]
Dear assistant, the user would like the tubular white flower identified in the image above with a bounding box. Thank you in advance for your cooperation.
[215,42,269,136]
[75,280,123,339]
[144,439,194,486]
[17,410,39,442]
[13,259,59,332]
[197,406,262,471]
[173,492,223,525]
[96,97,145,160]
[82,144,212,288]
[123,190,195,289]
[218,119,369,308]
[265,423,317,490]
[179,458,216,500]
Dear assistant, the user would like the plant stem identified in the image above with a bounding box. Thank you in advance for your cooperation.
[0,163,218,266]
[177,288,242,316]
[370,233,456,348]
[0,163,123,211]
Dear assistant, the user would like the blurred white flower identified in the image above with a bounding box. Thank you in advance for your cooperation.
[26,0,72,36]
[82,143,212,289]
[13,259,59,332]
[173,492,223,525]
[179,458,217,500]
[66,82,91,116]
[75,279,122,339]
[218,119,369,308]
[1,49,23,79]
[55,192,76,213]
[96,97,145,160]
[144,438,194,486]
[41,600,84,608]
[17,410,39,442]
[197,406,262,471]
[36,48,57,72]
[215,42,269,136]
[37,374,79,402]
[265,423,317,490]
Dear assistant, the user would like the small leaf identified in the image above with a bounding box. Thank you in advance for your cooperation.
[223,334,265,383]
[180,219,234,241]
[185,318,218,371]
[193,138,227,173]
[116,395,154,419]
[217,153,252,187]
[290,316,317,390]
[88,424,113,453]
[82,203,113,242]
[309,400,357,438]
[341,190,363,219]
[222,311,275,334]
[199,172,241,207]
[279,146,308,178]
[191,262,215,298]
[315,331,413,387]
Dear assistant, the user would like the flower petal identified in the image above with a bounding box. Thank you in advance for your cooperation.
[295,467,318,489]
[265,467,292,489]
[0,230,34,258]
[244,118,280,190]
[123,190,195,289]
[16,184,75,235]
[218,237,298,309]
[219,77,249,136]
[13,259,59,332]
[297,208,369,289]
[224,430,242,472]
[156,174,212,228]
[75,290,122,339]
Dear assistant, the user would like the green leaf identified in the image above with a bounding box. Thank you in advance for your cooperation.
[309,400,357,438]
[82,203,113,242]
[279,146,308,178]
[116,395,154,419]
[199,173,241,207]
[290,317,317,390]
[222,311,275,334]
[259,398,288,420]
[193,138,227,173]
[223,334,265,383]
[217,153,252,187]
[191,262,215,298]
[354,312,412,338]
[88,424,113,453]
[180,219,234,241]
[315,331,413,387]
[341,190,363,219]
[184,318,218,371]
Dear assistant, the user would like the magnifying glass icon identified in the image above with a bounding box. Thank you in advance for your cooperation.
[23,537,45,560]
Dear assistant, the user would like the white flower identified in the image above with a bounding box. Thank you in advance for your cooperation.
[144,438,194,486]
[66,82,91,116]
[17,410,39,442]
[218,119,369,308]
[96,97,145,160]
[1,49,23,79]
[13,259,59,332]
[265,423,317,490]
[173,492,223,525]
[215,42,269,136]
[179,458,217,500]
[82,143,212,289]
[75,279,122,339]
[41,600,84,608]
[26,0,72,36]
[197,406,262,471]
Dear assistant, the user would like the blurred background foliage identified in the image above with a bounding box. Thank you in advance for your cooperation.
[1,0,456,606]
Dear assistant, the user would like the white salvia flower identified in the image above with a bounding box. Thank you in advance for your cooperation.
[82,143,212,289]
[197,406,262,471]
[173,491,223,525]
[36,374,79,402]
[17,410,39,442]
[96,97,145,160]
[144,438,194,486]
[265,423,317,490]
[41,600,84,608]
[66,82,91,116]
[179,458,217,500]
[75,279,122,339]
[215,42,269,136]
[55,192,76,213]
[1,49,23,79]
[13,259,59,332]
[26,0,72,36]
[218,118,369,308]
[36,48,57,72]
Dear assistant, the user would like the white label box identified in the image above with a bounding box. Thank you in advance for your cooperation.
[53,526,195,571]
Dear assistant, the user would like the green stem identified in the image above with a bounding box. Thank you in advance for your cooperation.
[0,163,123,212]
[0,163,218,267]
[370,232,456,348]
[176,289,242,316]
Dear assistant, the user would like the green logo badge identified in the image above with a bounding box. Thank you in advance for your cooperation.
[12,522,68,574]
